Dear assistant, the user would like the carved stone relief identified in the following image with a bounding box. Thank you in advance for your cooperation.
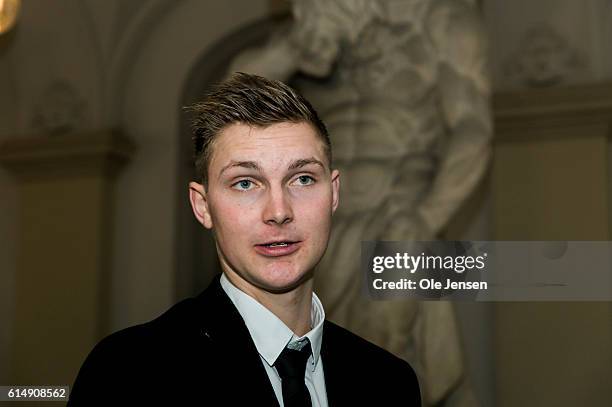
[31,81,88,136]
[503,23,587,88]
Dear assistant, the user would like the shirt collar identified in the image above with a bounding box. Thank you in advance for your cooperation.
[220,273,325,371]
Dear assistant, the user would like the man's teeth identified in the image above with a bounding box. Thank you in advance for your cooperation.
[267,242,289,247]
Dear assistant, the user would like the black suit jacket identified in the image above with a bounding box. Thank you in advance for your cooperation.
[69,275,421,405]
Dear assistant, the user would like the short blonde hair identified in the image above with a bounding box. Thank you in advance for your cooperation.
[189,72,332,185]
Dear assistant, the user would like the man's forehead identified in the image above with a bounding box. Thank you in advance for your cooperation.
[217,121,321,144]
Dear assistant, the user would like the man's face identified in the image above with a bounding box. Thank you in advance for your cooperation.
[189,122,340,294]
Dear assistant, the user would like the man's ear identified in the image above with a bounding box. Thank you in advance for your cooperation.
[189,182,213,229]
[331,169,340,214]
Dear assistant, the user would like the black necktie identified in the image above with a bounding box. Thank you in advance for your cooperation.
[274,341,312,407]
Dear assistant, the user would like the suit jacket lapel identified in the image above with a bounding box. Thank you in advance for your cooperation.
[194,275,280,406]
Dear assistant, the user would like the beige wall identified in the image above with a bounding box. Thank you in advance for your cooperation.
[491,83,612,406]
[0,132,134,386]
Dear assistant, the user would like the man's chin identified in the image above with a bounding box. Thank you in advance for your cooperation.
[253,270,313,294]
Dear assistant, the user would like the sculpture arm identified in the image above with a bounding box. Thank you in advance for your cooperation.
[415,1,493,237]
[227,0,342,81]
[226,32,300,82]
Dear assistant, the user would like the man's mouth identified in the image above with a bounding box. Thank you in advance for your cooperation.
[254,241,301,257]
[257,239,299,246]
[260,241,293,247]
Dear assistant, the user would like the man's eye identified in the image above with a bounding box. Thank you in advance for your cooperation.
[232,180,255,191]
[295,175,315,186]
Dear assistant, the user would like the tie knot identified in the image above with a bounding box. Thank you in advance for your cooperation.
[275,341,312,380]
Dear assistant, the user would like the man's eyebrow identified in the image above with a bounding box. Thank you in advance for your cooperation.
[287,158,325,171]
[219,160,262,176]
[220,158,325,176]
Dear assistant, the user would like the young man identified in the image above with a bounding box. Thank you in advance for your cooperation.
[68,73,421,406]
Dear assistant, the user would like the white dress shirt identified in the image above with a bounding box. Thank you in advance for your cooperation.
[220,273,328,407]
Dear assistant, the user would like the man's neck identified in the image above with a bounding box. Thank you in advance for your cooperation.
[223,269,313,337]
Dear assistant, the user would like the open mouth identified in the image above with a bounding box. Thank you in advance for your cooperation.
[260,242,293,247]
[254,241,301,257]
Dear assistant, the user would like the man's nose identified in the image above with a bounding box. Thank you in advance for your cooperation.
[262,186,294,225]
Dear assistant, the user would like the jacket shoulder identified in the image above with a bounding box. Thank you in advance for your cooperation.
[324,320,410,368]
[323,320,421,404]
[68,297,201,405]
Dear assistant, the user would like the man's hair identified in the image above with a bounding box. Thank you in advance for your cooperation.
[189,72,332,185]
